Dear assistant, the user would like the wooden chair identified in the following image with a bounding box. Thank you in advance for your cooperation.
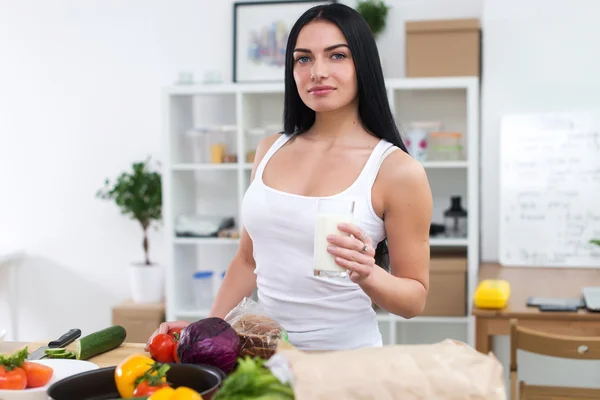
[510,318,600,399]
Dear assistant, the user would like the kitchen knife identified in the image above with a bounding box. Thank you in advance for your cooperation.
[27,328,82,360]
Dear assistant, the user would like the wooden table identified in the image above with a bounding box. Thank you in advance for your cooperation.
[0,341,148,368]
[472,263,600,354]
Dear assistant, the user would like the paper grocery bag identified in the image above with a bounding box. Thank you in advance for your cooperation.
[277,339,506,400]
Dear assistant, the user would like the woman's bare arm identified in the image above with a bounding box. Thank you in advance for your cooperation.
[359,151,433,318]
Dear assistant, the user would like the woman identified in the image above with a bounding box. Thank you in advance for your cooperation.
[148,3,432,351]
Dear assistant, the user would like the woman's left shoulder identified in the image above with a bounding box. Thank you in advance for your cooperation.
[378,147,429,189]
[371,146,432,218]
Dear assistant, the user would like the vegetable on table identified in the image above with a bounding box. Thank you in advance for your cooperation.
[214,356,294,400]
[147,386,203,400]
[0,347,54,390]
[114,353,169,398]
[21,361,54,388]
[45,348,76,359]
[149,334,176,363]
[134,379,171,397]
[149,327,183,364]
[176,317,240,374]
[75,325,127,360]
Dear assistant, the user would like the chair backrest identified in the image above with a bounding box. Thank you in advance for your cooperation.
[510,318,600,399]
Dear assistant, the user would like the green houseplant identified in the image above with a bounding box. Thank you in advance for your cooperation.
[592,239,600,247]
[356,0,390,39]
[97,157,163,303]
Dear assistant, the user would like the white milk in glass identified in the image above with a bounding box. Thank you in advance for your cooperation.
[313,198,355,278]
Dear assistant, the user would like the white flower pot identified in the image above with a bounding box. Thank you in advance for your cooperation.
[129,263,164,303]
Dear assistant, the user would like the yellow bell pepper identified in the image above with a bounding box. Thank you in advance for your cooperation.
[147,386,175,400]
[114,353,165,398]
[148,386,203,400]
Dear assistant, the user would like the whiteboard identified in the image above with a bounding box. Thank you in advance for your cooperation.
[499,112,600,267]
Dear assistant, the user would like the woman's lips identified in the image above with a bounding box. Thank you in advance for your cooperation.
[309,85,335,95]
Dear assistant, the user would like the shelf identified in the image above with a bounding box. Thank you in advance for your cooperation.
[376,312,470,324]
[172,163,239,171]
[175,308,469,325]
[164,77,479,96]
[386,76,478,90]
[429,237,468,247]
[173,237,240,245]
[163,75,481,348]
[421,161,468,169]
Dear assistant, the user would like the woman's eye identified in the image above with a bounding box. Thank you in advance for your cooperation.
[296,56,310,63]
[331,53,346,60]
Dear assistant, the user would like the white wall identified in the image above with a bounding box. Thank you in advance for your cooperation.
[2,0,600,395]
[480,0,600,261]
[480,0,600,392]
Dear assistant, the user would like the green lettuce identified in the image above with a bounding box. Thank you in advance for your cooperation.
[214,356,295,400]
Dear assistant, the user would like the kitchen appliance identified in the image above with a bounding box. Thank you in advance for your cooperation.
[443,196,468,238]
[27,329,81,360]
[47,362,225,400]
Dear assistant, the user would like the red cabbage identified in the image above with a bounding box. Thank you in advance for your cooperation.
[176,317,240,373]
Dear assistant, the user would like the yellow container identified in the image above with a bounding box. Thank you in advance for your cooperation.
[473,279,510,309]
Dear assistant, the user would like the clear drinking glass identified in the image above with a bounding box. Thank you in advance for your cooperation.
[313,198,355,278]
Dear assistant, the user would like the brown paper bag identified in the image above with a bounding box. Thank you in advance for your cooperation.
[278,339,506,400]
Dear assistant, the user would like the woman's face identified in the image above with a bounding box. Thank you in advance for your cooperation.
[292,20,358,113]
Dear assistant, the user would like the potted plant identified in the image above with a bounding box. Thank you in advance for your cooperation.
[356,0,390,40]
[592,240,600,246]
[97,157,163,303]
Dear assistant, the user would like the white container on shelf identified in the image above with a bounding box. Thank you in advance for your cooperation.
[215,270,227,294]
[405,121,442,162]
[428,132,465,161]
[192,270,214,310]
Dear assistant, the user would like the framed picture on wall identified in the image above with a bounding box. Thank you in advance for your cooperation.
[233,0,337,83]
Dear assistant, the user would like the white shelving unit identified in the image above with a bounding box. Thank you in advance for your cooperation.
[162,76,480,347]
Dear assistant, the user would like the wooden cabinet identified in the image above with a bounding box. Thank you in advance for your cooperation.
[111,300,165,343]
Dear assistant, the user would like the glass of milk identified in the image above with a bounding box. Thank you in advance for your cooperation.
[313,198,355,278]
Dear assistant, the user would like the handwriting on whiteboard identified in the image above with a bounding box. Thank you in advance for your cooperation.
[499,113,600,267]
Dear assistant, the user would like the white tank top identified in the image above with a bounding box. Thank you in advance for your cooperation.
[241,133,397,351]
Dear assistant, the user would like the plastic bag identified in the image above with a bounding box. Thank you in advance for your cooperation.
[224,297,288,360]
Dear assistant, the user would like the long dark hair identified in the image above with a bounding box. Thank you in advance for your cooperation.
[282,2,408,270]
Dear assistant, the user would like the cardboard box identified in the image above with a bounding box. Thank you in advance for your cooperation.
[112,299,166,343]
[405,18,481,77]
[422,254,467,316]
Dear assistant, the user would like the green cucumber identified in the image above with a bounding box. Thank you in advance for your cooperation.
[45,348,77,359]
[45,348,68,355]
[75,325,127,360]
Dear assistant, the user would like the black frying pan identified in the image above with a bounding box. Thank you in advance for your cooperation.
[47,362,225,400]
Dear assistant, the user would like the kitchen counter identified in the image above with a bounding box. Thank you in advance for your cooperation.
[0,341,149,368]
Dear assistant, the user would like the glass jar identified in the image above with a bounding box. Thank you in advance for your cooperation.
[221,125,238,163]
[185,127,211,163]
[444,196,468,238]
[245,127,267,163]
[428,132,464,161]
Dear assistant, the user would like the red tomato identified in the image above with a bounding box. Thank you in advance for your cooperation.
[172,345,179,363]
[133,380,171,396]
[168,328,182,342]
[148,333,175,363]
[22,362,53,388]
[0,365,27,390]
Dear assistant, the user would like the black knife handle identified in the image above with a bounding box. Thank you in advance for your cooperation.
[48,329,82,348]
